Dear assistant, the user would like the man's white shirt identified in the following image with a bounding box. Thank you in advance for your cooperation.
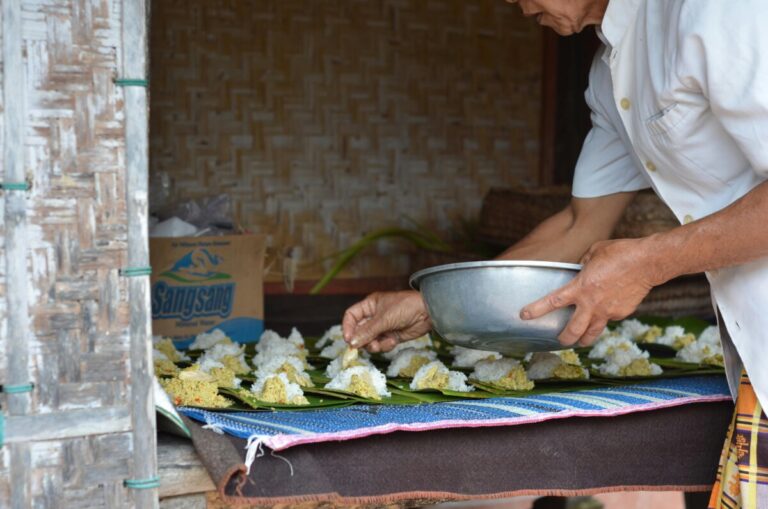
[573,0,768,407]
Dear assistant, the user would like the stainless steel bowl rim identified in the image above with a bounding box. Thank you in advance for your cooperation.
[409,260,582,290]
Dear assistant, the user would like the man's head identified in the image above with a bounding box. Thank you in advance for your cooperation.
[506,0,609,36]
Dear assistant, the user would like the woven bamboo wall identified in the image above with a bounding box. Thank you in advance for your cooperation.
[149,0,542,283]
[0,1,135,507]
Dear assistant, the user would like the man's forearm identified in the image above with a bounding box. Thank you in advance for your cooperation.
[497,205,592,263]
[644,181,768,284]
[498,192,637,263]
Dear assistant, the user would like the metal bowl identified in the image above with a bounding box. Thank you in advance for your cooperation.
[409,261,581,355]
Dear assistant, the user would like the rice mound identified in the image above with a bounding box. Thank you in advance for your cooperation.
[410,361,473,392]
[472,358,534,390]
[325,365,391,399]
[386,348,437,378]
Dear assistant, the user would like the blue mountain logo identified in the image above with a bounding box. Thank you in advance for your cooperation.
[160,248,231,283]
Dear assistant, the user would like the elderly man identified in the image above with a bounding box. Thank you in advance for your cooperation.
[342,0,768,506]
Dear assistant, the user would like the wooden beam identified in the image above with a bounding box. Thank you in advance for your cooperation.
[157,434,216,499]
[159,494,207,509]
[538,28,559,186]
[4,407,132,444]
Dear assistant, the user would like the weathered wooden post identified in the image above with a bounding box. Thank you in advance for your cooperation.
[2,0,33,507]
[121,0,159,506]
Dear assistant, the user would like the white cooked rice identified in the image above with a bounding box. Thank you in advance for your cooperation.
[616,319,651,340]
[588,335,636,359]
[319,338,349,359]
[199,343,250,372]
[677,340,723,364]
[471,358,523,383]
[251,372,306,402]
[381,335,433,360]
[316,324,344,349]
[325,354,374,379]
[410,360,473,392]
[655,326,687,347]
[286,327,305,347]
[525,352,562,380]
[450,346,502,368]
[325,365,391,398]
[698,325,721,346]
[189,328,231,350]
[252,338,305,368]
[257,354,308,377]
[386,348,437,378]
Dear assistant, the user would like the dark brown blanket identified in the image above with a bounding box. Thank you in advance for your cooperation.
[183,400,733,506]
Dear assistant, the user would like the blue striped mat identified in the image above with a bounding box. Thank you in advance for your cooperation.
[179,375,731,452]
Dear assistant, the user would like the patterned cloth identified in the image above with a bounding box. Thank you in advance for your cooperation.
[710,373,768,508]
[179,375,731,451]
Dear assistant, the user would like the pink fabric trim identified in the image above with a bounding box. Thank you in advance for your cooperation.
[222,484,715,506]
[263,394,731,451]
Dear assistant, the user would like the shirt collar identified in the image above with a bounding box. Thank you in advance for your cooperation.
[600,0,643,48]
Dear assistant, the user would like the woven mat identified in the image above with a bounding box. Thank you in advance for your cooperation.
[179,375,731,452]
[179,376,735,506]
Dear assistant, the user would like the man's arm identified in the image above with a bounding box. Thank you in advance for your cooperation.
[522,1,768,347]
[344,192,636,352]
[497,192,637,263]
[521,182,768,347]
[648,181,768,282]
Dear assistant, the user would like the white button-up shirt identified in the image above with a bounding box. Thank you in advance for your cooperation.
[572,0,768,407]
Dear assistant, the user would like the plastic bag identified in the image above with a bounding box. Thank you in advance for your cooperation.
[172,194,234,235]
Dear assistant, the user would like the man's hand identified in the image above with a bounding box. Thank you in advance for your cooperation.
[342,290,432,353]
[520,237,665,347]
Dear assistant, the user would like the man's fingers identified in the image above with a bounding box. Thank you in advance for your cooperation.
[520,284,575,321]
[558,307,591,346]
[376,336,399,353]
[364,335,399,354]
[577,320,608,347]
[342,297,376,342]
[349,317,383,348]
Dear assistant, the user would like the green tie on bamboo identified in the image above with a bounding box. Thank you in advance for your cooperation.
[123,476,161,489]
[0,182,30,191]
[120,267,152,277]
[114,78,149,88]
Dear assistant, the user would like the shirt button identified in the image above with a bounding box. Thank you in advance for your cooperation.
[645,161,657,172]
[620,98,631,110]
[683,214,694,224]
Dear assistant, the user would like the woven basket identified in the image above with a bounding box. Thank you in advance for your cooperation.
[479,186,572,246]
[614,190,680,239]
[478,186,713,319]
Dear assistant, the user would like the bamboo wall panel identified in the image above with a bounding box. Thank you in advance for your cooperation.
[0,0,134,506]
[150,0,542,282]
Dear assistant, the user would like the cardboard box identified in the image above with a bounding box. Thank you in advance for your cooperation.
[150,234,266,348]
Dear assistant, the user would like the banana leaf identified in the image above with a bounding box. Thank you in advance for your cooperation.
[587,366,724,382]
[387,386,461,403]
[469,379,616,396]
[304,387,418,405]
[183,349,204,359]
[220,387,355,411]
[652,357,725,372]
[387,379,496,400]
[307,370,331,384]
